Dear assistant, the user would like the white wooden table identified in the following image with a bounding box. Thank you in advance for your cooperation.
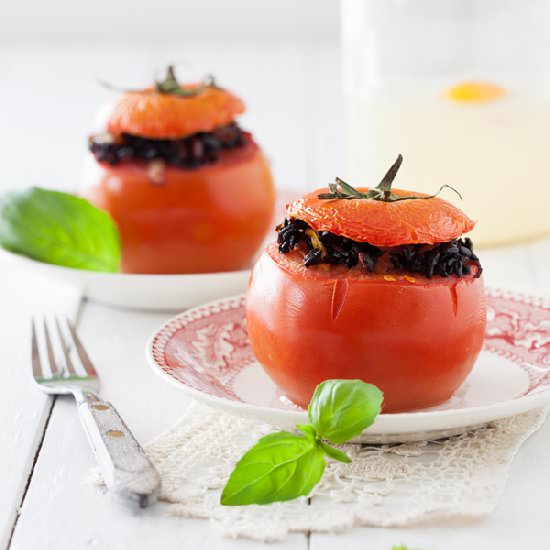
[2,43,550,550]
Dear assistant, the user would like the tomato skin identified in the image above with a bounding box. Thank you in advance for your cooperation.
[82,137,275,274]
[106,86,245,139]
[246,244,487,412]
[287,188,475,247]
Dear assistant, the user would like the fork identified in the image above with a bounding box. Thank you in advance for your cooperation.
[32,317,161,508]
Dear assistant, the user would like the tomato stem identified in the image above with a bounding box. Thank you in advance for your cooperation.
[155,65,216,97]
[97,65,216,97]
[318,155,462,203]
[377,154,403,193]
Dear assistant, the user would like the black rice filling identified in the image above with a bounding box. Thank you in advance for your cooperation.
[277,218,482,279]
[89,122,245,168]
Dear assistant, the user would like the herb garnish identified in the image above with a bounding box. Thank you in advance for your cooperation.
[318,154,462,203]
[220,379,383,506]
[0,188,121,272]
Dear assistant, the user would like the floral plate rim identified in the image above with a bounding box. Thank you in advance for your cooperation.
[146,289,550,437]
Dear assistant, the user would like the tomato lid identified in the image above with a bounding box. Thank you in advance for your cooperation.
[105,66,245,139]
[287,155,476,247]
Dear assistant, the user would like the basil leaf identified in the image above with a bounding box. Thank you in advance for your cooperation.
[318,441,351,463]
[308,379,383,444]
[296,424,316,439]
[220,431,326,506]
[0,188,121,272]
[298,424,351,463]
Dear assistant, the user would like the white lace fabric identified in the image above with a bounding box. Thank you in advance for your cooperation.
[144,402,546,542]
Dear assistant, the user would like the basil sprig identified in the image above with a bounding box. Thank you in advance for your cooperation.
[221,379,383,506]
[0,187,121,272]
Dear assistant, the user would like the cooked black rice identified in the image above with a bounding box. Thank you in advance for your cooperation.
[89,122,244,168]
[277,218,482,279]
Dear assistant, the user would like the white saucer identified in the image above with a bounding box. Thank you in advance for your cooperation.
[147,290,550,443]
[0,248,250,310]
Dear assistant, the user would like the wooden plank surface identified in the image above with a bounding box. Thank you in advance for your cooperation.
[0,267,81,549]
[9,304,307,550]
[10,244,549,550]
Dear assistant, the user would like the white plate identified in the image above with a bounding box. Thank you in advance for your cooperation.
[147,290,550,443]
[0,190,296,310]
[0,248,250,310]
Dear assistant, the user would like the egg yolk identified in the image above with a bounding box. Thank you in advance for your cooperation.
[446,81,506,103]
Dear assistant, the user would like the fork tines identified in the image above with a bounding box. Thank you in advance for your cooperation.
[32,317,97,379]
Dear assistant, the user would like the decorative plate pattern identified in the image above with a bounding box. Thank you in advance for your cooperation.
[147,289,550,439]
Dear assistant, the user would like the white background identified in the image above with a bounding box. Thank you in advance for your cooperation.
[0,0,341,195]
[0,1,339,43]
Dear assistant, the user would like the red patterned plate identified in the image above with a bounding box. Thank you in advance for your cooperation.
[147,290,550,442]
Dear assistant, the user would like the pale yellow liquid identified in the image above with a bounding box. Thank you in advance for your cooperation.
[346,84,550,246]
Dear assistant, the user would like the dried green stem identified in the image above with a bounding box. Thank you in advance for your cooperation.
[155,65,215,97]
[97,65,216,97]
[318,155,462,203]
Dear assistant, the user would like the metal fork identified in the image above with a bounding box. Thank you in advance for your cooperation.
[32,317,161,508]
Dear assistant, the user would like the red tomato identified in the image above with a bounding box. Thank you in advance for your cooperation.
[287,187,475,247]
[83,136,275,274]
[246,244,487,412]
[106,84,245,139]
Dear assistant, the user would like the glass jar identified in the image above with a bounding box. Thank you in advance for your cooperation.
[342,0,550,246]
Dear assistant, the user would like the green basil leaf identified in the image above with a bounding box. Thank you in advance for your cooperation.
[296,424,317,439]
[308,379,383,444]
[318,441,351,463]
[220,431,326,506]
[0,188,121,272]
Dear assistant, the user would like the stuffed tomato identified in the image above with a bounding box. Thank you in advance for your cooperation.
[83,66,275,274]
[246,155,487,412]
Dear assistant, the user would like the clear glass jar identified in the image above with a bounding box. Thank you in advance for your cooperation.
[342,0,550,246]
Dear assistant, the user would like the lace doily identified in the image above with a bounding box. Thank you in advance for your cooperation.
[143,402,546,542]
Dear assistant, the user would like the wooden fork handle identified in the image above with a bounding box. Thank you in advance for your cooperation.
[77,396,161,507]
